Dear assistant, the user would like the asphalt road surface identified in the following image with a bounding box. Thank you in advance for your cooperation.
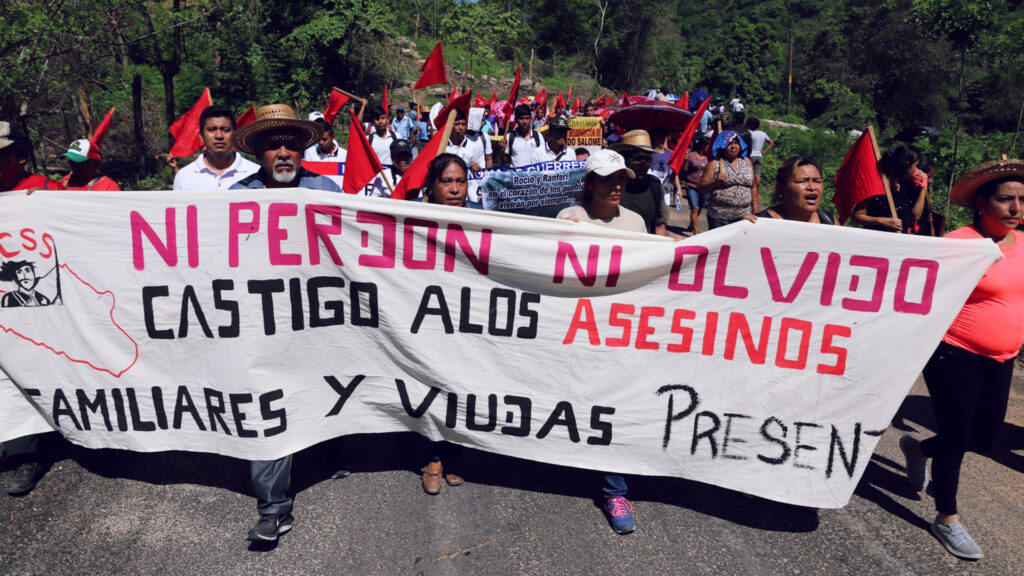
[1,372,1021,576]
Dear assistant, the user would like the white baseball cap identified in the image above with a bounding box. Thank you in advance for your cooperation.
[584,148,635,179]
[308,111,326,122]
[63,139,94,162]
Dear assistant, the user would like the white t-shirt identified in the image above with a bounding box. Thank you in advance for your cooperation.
[303,141,347,162]
[648,150,672,184]
[749,130,771,157]
[363,169,403,198]
[173,152,259,190]
[505,129,548,167]
[531,146,577,164]
[556,205,646,233]
[447,134,488,203]
[369,128,396,165]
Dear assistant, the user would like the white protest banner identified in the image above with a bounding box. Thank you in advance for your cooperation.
[0,189,1000,508]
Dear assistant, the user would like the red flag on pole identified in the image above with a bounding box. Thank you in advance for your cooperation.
[534,89,548,108]
[475,93,488,108]
[433,90,472,130]
[555,92,566,112]
[87,108,115,160]
[168,87,212,158]
[679,91,690,109]
[383,86,389,115]
[323,89,350,125]
[567,84,573,105]
[392,114,453,200]
[236,105,256,129]
[342,109,383,195]
[833,130,887,224]
[450,86,459,102]
[669,96,711,174]
[489,93,498,108]
[572,96,582,115]
[414,41,448,89]
[502,64,522,117]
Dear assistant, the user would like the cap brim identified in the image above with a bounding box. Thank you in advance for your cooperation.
[234,118,321,154]
[587,166,636,179]
[63,151,89,163]
[950,160,1024,207]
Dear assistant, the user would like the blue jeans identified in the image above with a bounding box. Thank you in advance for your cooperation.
[685,186,702,209]
[602,474,628,498]
[250,455,293,516]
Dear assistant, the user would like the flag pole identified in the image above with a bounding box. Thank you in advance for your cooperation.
[867,125,899,228]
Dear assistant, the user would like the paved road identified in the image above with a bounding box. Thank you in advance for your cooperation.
[1,372,1021,576]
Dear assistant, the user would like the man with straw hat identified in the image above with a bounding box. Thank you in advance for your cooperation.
[228,104,341,544]
[610,129,671,236]
[899,159,1024,560]
[231,104,341,192]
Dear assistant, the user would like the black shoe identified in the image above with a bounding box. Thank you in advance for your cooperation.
[7,462,42,496]
[246,513,294,542]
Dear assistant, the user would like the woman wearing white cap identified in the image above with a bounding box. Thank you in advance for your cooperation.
[556,149,645,234]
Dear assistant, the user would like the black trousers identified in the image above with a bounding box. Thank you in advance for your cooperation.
[920,342,1012,515]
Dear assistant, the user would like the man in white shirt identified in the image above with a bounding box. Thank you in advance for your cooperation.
[367,104,397,165]
[745,117,774,191]
[533,116,576,163]
[446,111,489,202]
[503,104,549,168]
[173,105,259,190]
[303,117,347,189]
[365,139,413,198]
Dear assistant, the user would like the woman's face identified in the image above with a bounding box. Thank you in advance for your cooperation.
[976,180,1024,232]
[586,170,628,209]
[724,139,741,160]
[430,163,468,206]
[781,164,824,216]
[15,265,35,291]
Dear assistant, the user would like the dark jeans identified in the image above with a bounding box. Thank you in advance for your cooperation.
[602,474,628,498]
[250,455,293,516]
[422,440,461,473]
[4,434,39,462]
[920,342,1012,515]
[707,215,743,230]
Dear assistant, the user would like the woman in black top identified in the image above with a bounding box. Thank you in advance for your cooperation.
[850,144,926,232]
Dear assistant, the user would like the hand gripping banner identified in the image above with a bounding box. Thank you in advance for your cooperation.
[0,189,1000,508]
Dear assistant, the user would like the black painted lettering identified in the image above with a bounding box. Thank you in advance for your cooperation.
[247,279,285,335]
[260,389,287,437]
[173,386,206,430]
[230,393,259,438]
[350,282,379,327]
[656,384,699,448]
[127,388,157,431]
[757,417,791,465]
[395,379,441,417]
[516,292,540,339]
[500,395,531,436]
[691,411,721,456]
[143,286,174,339]
[536,401,580,442]
[587,406,615,446]
[458,287,484,334]
[411,286,453,334]
[203,388,232,435]
[212,279,240,337]
[308,276,345,328]
[178,285,214,338]
[52,389,82,430]
[324,375,365,417]
[721,413,751,460]
[76,389,112,431]
[793,422,822,470]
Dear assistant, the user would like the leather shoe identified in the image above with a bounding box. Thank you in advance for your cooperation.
[444,472,464,486]
[421,461,443,495]
[8,461,42,496]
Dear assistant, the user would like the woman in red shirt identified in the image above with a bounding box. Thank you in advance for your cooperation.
[900,160,1024,560]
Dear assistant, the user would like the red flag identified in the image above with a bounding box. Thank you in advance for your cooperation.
[572,96,581,114]
[450,86,459,102]
[392,115,451,200]
[679,91,690,109]
[301,161,345,177]
[236,105,256,129]
[88,108,115,160]
[434,90,473,130]
[669,96,710,174]
[502,64,522,117]
[343,109,383,195]
[475,93,488,108]
[414,41,448,89]
[489,93,498,108]
[323,89,350,125]
[535,89,548,108]
[383,86,389,115]
[567,84,573,104]
[555,92,566,111]
[168,87,212,158]
[617,91,628,106]
[834,130,886,224]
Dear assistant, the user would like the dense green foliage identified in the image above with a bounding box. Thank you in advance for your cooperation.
[1,0,1022,209]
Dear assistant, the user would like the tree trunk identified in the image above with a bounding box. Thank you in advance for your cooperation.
[132,74,150,173]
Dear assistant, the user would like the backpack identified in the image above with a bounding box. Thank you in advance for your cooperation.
[368,126,397,144]
[507,129,542,151]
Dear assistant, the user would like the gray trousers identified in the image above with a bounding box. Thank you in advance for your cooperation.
[249,455,293,516]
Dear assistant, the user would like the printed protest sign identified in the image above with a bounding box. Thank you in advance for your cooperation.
[567,117,603,154]
[0,190,1000,508]
[480,161,585,217]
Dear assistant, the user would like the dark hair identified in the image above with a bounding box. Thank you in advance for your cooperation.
[732,112,745,126]
[878,144,920,180]
[422,153,468,203]
[774,156,822,200]
[691,134,709,151]
[917,153,934,174]
[0,260,34,282]
[585,101,596,109]
[976,175,1024,201]
[574,147,589,156]
[514,104,532,119]
[370,104,387,119]
[199,105,236,130]
[745,117,760,130]
[313,118,333,136]
[454,110,468,122]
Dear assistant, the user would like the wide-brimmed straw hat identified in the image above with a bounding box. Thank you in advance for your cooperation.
[234,104,321,154]
[949,159,1024,207]
[608,129,655,153]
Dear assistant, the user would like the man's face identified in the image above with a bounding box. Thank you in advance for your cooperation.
[201,116,234,155]
[547,129,568,151]
[15,265,35,291]
[516,115,532,132]
[453,119,468,138]
[624,150,652,178]
[585,104,596,116]
[0,147,28,190]
[392,152,412,172]
[260,134,303,184]
[317,131,334,154]
[373,114,389,131]
[396,109,405,120]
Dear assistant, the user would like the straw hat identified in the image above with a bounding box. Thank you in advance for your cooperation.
[234,104,321,154]
[608,129,655,153]
[949,159,1024,207]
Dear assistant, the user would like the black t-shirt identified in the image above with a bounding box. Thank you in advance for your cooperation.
[864,176,921,232]
[620,175,666,234]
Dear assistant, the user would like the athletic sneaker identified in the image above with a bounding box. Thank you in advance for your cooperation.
[930,520,983,560]
[246,513,294,542]
[899,435,929,491]
[604,496,636,534]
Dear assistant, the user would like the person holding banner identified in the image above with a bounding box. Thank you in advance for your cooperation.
[742,157,838,225]
[698,131,756,229]
[849,144,926,233]
[899,160,1024,560]
[173,105,259,190]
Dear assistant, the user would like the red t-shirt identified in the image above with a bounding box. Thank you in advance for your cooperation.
[943,226,1024,361]
[10,174,63,191]
[60,174,120,191]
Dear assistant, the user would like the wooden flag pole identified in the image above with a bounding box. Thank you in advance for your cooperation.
[867,125,900,233]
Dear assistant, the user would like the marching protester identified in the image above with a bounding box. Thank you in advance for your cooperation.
[743,156,838,225]
[503,104,549,168]
[173,105,259,190]
[899,160,1024,560]
[849,143,926,233]
[60,141,120,191]
[416,107,433,148]
[647,129,673,207]
[445,110,489,202]
[556,149,643,534]
[228,104,341,542]
[391,105,416,143]
[368,104,398,165]
[610,129,671,236]
[674,134,710,233]
[745,117,774,192]
[537,116,575,162]
[304,115,347,189]
[365,139,413,198]
[698,130,756,229]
